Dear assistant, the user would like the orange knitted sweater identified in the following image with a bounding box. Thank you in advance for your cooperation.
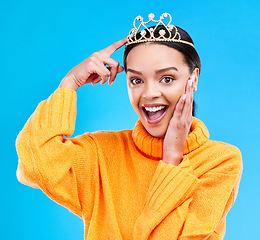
[16,88,242,240]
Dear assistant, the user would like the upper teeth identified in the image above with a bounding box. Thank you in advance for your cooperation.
[144,106,165,112]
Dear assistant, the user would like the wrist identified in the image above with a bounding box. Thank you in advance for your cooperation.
[58,76,79,91]
[163,152,183,166]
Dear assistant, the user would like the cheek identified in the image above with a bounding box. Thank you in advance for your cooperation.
[127,86,134,104]
[164,82,187,106]
[127,86,140,110]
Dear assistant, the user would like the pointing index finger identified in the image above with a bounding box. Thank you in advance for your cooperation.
[100,37,128,56]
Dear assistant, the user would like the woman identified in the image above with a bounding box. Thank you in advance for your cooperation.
[16,13,242,239]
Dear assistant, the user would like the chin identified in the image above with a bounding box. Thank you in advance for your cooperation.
[142,123,167,139]
[148,130,166,139]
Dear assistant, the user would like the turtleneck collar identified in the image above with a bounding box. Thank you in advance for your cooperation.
[132,117,209,159]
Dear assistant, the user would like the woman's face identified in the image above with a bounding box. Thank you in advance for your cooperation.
[126,43,198,138]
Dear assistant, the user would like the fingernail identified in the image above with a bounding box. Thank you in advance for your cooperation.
[118,65,124,73]
[100,78,105,85]
[182,94,186,101]
[109,80,113,86]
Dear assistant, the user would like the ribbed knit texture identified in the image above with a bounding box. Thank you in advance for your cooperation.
[16,88,243,240]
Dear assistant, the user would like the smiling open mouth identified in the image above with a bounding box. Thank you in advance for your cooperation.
[142,105,168,124]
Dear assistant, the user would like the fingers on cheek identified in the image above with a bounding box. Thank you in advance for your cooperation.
[185,80,191,92]
[184,80,194,113]
[189,81,194,113]
[174,94,186,118]
[187,80,193,93]
[184,96,193,119]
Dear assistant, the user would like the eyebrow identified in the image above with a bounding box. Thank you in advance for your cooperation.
[126,69,143,75]
[155,67,178,73]
[126,66,178,75]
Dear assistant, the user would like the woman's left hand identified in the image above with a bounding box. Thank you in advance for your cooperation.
[163,75,195,166]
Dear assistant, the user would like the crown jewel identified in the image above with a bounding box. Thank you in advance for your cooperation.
[126,13,194,48]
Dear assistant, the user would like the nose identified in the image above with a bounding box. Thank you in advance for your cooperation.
[142,81,161,100]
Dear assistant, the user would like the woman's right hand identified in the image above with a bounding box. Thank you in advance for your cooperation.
[59,37,128,91]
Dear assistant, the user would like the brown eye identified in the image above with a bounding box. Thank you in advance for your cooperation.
[131,78,143,85]
[160,76,174,84]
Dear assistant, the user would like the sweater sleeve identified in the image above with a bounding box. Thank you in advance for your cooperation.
[16,88,98,218]
[133,146,242,239]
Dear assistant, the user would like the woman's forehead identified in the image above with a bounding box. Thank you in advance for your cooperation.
[126,43,186,71]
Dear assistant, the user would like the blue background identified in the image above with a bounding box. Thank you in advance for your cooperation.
[1,0,259,239]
